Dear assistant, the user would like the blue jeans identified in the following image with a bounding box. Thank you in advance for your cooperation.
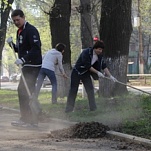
[34,68,57,103]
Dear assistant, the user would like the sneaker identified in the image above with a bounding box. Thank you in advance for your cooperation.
[11,119,26,126]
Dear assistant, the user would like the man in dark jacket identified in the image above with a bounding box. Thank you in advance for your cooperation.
[65,41,117,113]
[7,9,42,127]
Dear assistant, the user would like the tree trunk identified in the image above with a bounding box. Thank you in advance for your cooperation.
[55,64,71,97]
[0,0,14,88]
[99,0,132,97]
[49,0,71,97]
[80,0,93,48]
[99,56,128,97]
[78,0,92,97]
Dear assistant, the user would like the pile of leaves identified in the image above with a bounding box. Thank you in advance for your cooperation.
[49,121,110,139]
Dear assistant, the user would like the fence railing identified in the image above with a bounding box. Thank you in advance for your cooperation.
[127,74,151,77]
[127,74,151,85]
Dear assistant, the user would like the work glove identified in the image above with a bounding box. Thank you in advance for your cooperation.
[110,75,117,82]
[15,58,25,65]
[97,72,105,78]
[6,37,13,45]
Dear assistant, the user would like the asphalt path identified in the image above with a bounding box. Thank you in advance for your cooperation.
[1,82,151,95]
[0,82,51,91]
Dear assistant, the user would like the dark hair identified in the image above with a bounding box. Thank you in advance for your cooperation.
[11,9,25,18]
[93,40,105,49]
[55,43,66,52]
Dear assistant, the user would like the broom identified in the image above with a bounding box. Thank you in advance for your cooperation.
[103,76,151,95]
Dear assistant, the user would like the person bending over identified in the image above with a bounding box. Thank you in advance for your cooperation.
[65,41,117,113]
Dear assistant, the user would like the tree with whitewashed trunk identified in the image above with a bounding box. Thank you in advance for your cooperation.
[49,0,71,97]
[99,0,133,97]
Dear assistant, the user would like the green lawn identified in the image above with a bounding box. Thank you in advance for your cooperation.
[0,89,151,139]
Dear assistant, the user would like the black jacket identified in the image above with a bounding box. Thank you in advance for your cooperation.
[74,47,107,79]
[14,22,42,66]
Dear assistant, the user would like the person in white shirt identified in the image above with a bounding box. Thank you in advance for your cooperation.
[33,43,68,104]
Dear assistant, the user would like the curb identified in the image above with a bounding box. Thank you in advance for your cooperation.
[107,130,151,147]
[0,106,20,113]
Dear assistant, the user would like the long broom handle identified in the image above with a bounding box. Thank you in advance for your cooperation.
[103,76,151,96]
[10,43,31,97]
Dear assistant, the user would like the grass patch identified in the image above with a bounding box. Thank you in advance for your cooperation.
[0,90,18,108]
[0,89,151,139]
[118,95,151,139]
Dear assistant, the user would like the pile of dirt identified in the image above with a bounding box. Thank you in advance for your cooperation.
[48,121,110,139]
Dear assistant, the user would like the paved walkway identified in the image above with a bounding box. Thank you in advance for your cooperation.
[0,107,151,151]
[0,107,73,140]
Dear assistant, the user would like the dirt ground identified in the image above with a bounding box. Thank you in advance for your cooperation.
[0,108,151,151]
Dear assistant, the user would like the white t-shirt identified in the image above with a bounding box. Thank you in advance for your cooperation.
[42,49,65,74]
[91,50,98,65]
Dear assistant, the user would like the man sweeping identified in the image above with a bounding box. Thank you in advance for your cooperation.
[7,9,42,128]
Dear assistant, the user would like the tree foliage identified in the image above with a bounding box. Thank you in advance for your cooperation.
[140,0,151,34]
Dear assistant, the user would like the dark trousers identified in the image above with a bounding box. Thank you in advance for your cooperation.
[18,66,40,124]
[65,69,97,112]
